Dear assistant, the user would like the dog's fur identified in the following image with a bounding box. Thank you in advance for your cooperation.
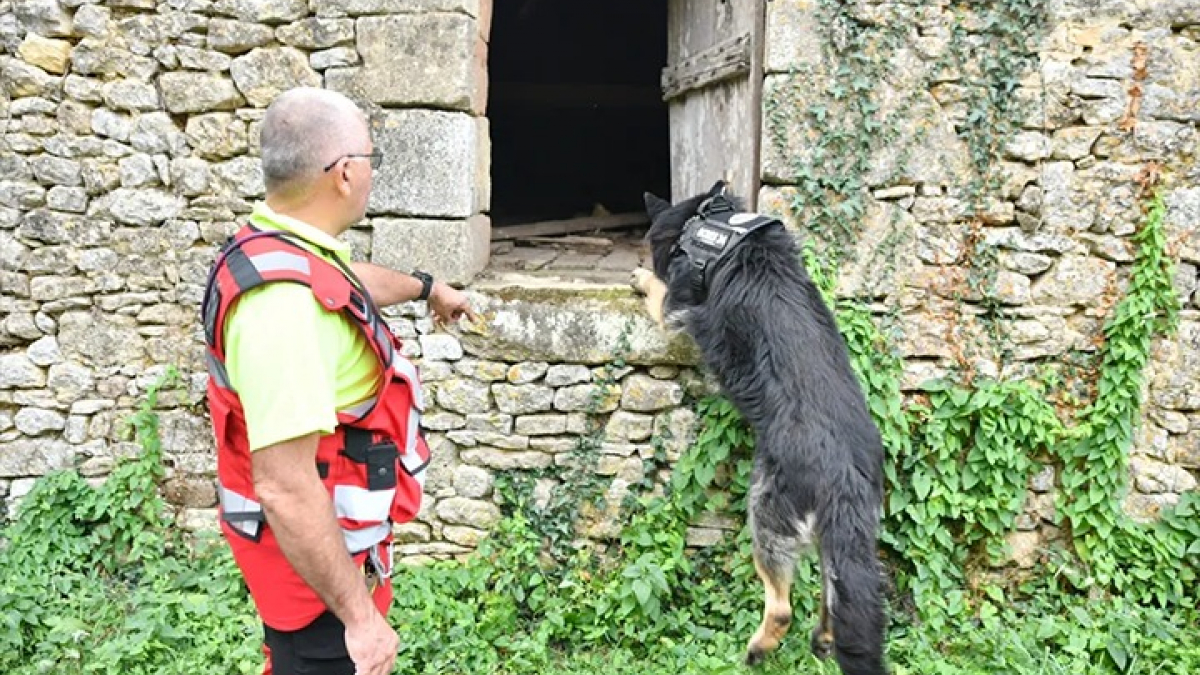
[631,182,888,674]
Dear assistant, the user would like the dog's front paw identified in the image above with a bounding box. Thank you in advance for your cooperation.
[630,267,654,295]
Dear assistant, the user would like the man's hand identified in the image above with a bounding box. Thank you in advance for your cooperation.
[344,610,399,675]
[428,282,478,327]
[252,434,394,672]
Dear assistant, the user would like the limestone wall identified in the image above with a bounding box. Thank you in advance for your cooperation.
[1,0,1198,566]
[0,0,497,528]
[758,0,1199,559]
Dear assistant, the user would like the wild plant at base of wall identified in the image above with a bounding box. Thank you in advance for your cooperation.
[765,0,1200,631]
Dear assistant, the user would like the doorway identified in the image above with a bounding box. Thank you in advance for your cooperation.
[488,1,671,237]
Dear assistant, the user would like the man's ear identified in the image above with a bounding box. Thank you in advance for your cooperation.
[334,161,354,197]
[643,192,672,220]
[707,180,728,197]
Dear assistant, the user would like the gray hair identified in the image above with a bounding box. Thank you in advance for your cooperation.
[259,87,367,193]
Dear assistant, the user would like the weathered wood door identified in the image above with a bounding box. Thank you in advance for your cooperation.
[664,0,765,207]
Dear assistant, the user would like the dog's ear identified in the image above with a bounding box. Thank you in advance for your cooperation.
[643,192,671,220]
[707,180,728,197]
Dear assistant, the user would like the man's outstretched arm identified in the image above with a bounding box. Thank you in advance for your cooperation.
[349,262,478,324]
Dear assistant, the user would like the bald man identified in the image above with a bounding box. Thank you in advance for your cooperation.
[202,87,477,675]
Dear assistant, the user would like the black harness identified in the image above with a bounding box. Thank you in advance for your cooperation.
[672,194,783,300]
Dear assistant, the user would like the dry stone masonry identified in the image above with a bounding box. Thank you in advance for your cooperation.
[1,0,1198,566]
[760,0,1199,565]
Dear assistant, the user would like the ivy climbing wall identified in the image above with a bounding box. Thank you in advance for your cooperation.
[757,0,1199,605]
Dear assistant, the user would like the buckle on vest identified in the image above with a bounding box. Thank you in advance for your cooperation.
[368,540,394,580]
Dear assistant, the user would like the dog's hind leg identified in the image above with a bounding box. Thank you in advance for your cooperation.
[745,547,796,666]
[744,494,812,666]
[810,550,835,660]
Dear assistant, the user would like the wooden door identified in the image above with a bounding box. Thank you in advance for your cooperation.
[664,0,765,207]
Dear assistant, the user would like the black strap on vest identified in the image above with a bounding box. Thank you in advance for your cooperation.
[673,195,783,300]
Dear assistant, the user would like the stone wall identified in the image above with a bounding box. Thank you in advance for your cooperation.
[759,0,1199,564]
[0,0,496,529]
[1,0,1198,567]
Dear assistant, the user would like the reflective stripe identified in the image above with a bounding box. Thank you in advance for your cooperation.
[219,483,263,539]
[219,483,263,515]
[249,250,311,275]
[400,440,426,475]
[404,406,422,469]
[393,357,424,410]
[333,485,395,523]
[343,521,391,554]
[370,319,395,367]
[206,351,234,391]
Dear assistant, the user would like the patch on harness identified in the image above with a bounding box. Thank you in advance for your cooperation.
[674,195,783,299]
[693,225,731,249]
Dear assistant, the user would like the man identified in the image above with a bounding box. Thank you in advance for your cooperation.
[200,86,476,675]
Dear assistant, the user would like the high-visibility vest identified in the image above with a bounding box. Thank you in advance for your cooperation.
[200,224,429,631]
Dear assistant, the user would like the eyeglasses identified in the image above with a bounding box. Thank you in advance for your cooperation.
[323,151,384,172]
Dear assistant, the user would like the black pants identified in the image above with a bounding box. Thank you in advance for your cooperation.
[264,611,355,675]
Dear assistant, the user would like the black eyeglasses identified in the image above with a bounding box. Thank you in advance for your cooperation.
[323,152,383,172]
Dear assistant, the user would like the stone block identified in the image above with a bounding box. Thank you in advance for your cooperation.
[159,72,245,113]
[0,354,45,388]
[102,79,161,112]
[764,0,823,74]
[2,58,58,98]
[620,374,683,412]
[57,311,144,368]
[0,439,74,478]
[434,378,490,414]
[277,18,355,49]
[70,40,159,80]
[506,362,548,384]
[212,0,308,23]
[453,359,507,381]
[464,412,511,433]
[491,383,554,415]
[326,14,483,112]
[310,47,360,70]
[230,47,321,108]
[13,0,73,37]
[17,34,71,74]
[458,282,701,366]
[73,4,111,39]
[177,47,233,71]
[368,110,479,219]
[545,364,591,387]
[185,113,249,159]
[207,19,275,54]
[606,410,654,442]
[1152,321,1200,411]
[371,216,489,287]
[1030,255,1115,306]
[419,334,464,361]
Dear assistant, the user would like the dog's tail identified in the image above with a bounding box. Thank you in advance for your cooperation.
[820,501,888,675]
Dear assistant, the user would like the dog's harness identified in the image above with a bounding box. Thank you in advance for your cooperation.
[673,193,782,299]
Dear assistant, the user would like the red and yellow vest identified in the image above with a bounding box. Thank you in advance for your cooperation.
[201,225,429,631]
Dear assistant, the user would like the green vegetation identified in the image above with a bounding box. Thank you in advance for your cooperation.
[2,2,1196,674]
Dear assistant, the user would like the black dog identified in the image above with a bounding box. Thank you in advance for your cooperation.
[631,181,888,674]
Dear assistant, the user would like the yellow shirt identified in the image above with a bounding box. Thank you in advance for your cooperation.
[223,203,380,451]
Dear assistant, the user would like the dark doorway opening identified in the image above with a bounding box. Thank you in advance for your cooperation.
[488,1,670,236]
